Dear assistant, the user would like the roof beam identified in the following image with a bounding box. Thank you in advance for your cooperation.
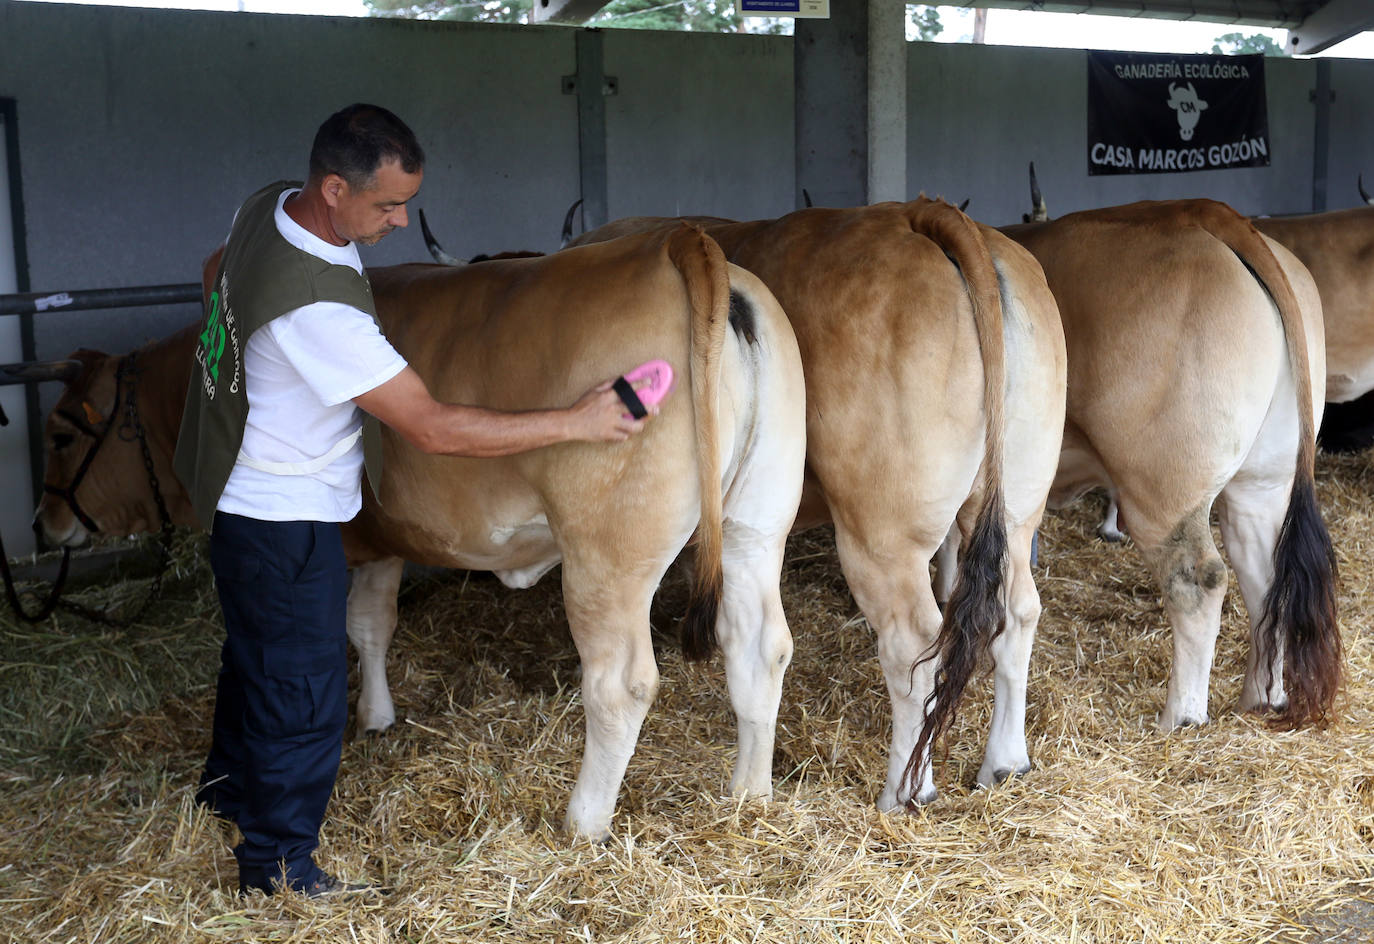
[1288,0,1374,55]
[530,0,613,26]
[964,1,1318,29]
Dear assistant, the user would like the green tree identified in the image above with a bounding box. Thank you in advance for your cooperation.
[366,0,748,29]
[1211,32,1291,57]
[366,0,525,24]
[591,0,742,32]
[367,0,934,36]
[909,5,941,42]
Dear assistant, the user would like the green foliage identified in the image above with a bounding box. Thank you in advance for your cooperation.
[365,0,932,36]
[366,0,525,24]
[591,0,743,32]
[909,5,941,42]
[1210,32,1291,57]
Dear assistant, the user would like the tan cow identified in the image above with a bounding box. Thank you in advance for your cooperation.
[566,198,1067,806]
[1002,199,1341,731]
[1253,206,1374,404]
[1025,166,1374,507]
[33,225,808,840]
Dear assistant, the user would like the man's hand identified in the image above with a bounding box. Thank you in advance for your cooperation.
[566,378,658,443]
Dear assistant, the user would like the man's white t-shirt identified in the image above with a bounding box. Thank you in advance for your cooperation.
[215,190,408,523]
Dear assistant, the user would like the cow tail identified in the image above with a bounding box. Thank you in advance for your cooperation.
[902,198,1010,794]
[665,224,730,662]
[1201,200,1341,727]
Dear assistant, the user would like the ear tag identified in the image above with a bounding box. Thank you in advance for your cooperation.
[82,401,105,426]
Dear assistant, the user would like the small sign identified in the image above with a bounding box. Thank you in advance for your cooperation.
[1087,50,1270,176]
[740,0,829,18]
[34,292,73,312]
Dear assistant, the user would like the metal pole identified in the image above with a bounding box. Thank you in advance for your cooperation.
[0,283,201,317]
[1312,59,1331,214]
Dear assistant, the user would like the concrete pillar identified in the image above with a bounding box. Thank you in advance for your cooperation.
[794,0,906,208]
[866,0,907,204]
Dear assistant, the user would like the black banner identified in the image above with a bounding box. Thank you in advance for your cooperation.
[1087,50,1270,176]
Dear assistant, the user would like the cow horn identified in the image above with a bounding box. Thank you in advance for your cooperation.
[559,198,584,248]
[958,197,970,212]
[0,359,84,387]
[802,188,814,208]
[418,208,464,266]
[1360,173,1373,206]
[1028,161,1048,222]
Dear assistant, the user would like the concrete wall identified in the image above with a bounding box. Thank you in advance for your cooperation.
[1,2,1371,444]
[1328,57,1374,208]
[906,42,1374,227]
[604,29,794,222]
[0,3,585,368]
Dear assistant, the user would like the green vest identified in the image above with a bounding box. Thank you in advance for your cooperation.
[174,181,386,529]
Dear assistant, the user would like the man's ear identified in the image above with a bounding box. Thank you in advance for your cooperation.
[321,173,348,208]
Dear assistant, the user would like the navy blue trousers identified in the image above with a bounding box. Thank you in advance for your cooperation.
[198,513,348,895]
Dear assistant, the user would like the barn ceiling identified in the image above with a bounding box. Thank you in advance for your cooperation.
[532,0,1372,56]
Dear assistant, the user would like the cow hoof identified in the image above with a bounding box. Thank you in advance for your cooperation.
[993,762,1032,785]
[569,827,614,845]
[1161,715,1208,731]
[901,787,939,812]
[975,760,1032,790]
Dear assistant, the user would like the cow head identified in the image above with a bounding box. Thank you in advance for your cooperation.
[1166,82,1209,142]
[33,350,178,546]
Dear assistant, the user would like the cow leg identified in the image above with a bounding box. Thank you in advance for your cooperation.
[1098,493,1127,542]
[561,565,660,841]
[932,525,959,608]
[834,529,944,810]
[715,551,793,798]
[978,520,1040,787]
[1137,504,1228,730]
[345,556,405,735]
[1217,477,1292,713]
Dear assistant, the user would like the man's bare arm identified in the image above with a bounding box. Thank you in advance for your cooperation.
[353,366,651,457]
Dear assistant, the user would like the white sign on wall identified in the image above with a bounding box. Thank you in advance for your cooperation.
[740,0,829,18]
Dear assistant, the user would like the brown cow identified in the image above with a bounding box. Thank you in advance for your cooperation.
[34,225,808,840]
[566,199,1067,806]
[1002,199,1340,732]
[1253,206,1374,405]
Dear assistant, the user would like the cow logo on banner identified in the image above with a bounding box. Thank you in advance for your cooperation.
[1087,50,1270,176]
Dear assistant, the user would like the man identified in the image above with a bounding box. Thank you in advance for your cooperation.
[174,103,657,897]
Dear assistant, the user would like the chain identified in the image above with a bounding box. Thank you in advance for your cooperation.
[2,353,178,627]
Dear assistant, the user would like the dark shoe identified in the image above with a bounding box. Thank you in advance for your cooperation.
[300,872,382,898]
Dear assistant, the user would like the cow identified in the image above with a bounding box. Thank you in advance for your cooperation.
[33,225,808,841]
[1252,202,1374,406]
[561,198,1067,807]
[1027,165,1374,493]
[1000,199,1340,734]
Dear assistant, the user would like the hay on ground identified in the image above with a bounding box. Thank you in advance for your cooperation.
[2,453,1373,943]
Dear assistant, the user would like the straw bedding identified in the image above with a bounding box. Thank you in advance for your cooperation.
[2,452,1372,943]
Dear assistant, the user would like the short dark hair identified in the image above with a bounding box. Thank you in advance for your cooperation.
[308,103,425,190]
